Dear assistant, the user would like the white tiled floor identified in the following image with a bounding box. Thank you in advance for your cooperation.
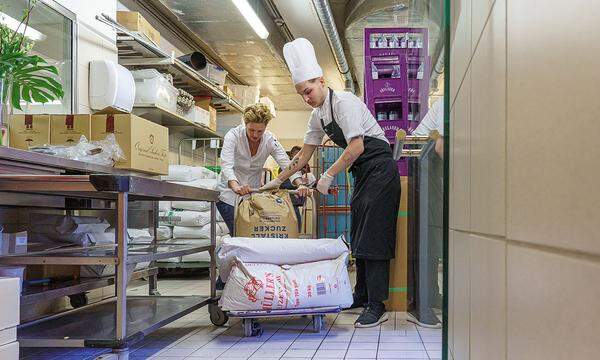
[19,277,442,360]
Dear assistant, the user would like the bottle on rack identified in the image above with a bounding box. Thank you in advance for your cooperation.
[370,34,377,48]
[377,111,389,121]
[416,38,423,49]
[377,34,388,48]
[390,34,400,48]
[371,63,379,80]
[392,65,401,79]
[389,110,399,120]
[401,34,408,48]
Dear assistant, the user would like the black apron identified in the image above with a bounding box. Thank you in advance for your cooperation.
[320,89,401,260]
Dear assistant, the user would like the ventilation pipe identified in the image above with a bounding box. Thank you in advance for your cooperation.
[311,0,356,94]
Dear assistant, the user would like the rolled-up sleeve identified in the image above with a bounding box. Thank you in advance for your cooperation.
[303,112,326,145]
[270,138,302,183]
[220,131,238,183]
[335,99,366,143]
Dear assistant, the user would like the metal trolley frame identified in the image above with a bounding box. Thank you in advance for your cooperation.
[0,174,227,355]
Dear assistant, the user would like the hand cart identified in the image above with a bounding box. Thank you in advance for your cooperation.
[216,188,343,336]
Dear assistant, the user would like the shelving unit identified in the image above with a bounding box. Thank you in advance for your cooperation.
[96,14,243,114]
[132,103,220,138]
[0,174,224,351]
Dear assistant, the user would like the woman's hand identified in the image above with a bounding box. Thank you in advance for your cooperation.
[229,181,251,195]
[296,185,313,198]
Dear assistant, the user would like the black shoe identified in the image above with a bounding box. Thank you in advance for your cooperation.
[347,294,367,310]
[355,302,388,328]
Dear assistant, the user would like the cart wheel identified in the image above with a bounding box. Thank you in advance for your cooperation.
[252,321,263,337]
[69,293,88,308]
[149,289,161,296]
[243,318,253,337]
[209,303,229,326]
[312,315,323,333]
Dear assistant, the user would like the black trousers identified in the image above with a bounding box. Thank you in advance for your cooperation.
[354,258,390,304]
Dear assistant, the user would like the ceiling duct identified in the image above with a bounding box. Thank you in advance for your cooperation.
[311,0,356,94]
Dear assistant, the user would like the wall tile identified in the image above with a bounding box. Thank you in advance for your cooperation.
[506,0,600,255]
[450,69,471,232]
[450,0,472,104]
[469,235,506,360]
[452,231,470,360]
[507,245,600,359]
[470,0,506,236]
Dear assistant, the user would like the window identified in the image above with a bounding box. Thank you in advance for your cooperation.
[2,0,75,114]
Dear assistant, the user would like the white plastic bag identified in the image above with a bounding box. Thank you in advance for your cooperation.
[217,237,348,281]
[173,222,229,239]
[29,214,111,246]
[161,165,216,182]
[158,201,171,212]
[173,178,219,191]
[219,254,353,311]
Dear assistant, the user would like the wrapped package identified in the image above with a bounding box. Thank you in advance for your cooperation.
[29,134,125,166]
[217,237,348,281]
[219,254,353,311]
[161,165,216,182]
[173,222,229,239]
[29,214,111,246]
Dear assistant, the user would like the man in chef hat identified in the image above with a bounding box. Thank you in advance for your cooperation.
[261,38,401,328]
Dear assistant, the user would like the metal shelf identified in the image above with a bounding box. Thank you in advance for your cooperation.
[20,268,158,306]
[97,13,243,113]
[0,244,211,266]
[132,104,220,138]
[18,296,211,348]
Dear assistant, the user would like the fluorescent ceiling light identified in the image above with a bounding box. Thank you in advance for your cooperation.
[231,0,269,39]
[0,11,46,42]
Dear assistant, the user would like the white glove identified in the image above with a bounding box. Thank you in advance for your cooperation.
[259,178,283,191]
[317,172,334,195]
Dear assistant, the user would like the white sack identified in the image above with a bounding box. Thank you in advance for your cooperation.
[29,214,110,246]
[219,254,353,311]
[172,210,211,227]
[172,178,219,191]
[171,201,211,212]
[159,201,171,212]
[161,165,216,182]
[157,226,173,240]
[173,222,229,239]
[217,237,348,281]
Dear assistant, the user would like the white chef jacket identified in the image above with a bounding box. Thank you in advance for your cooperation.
[304,88,388,146]
[412,98,444,136]
[218,124,301,206]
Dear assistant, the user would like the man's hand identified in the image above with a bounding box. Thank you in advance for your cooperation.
[316,172,334,195]
[259,178,283,192]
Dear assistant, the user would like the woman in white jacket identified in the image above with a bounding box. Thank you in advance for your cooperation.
[217,103,309,234]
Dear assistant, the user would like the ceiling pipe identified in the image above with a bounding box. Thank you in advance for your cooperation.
[311,0,356,94]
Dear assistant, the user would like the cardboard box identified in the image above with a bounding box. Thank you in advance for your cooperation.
[194,96,212,111]
[0,278,19,330]
[116,11,160,46]
[90,114,169,175]
[385,176,408,311]
[8,114,50,150]
[0,232,27,256]
[50,114,91,145]
[222,85,234,98]
[208,106,217,131]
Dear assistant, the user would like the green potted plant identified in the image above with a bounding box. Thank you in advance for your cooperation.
[0,0,64,146]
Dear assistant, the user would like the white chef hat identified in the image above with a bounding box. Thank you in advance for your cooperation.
[283,38,323,85]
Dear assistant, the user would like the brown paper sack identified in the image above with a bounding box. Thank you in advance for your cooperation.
[235,190,299,238]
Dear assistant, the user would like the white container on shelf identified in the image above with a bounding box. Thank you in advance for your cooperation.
[0,278,19,332]
[186,106,210,127]
[131,69,178,113]
[199,63,228,86]
[89,60,135,113]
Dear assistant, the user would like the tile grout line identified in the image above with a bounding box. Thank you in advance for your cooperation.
[309,312,339,360]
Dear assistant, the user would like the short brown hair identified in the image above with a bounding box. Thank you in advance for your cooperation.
[243,103,272,125]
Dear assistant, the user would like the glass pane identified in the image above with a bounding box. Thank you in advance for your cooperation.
[2,0,73,114]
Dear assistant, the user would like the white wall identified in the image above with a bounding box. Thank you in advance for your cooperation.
[448,0,600,359]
